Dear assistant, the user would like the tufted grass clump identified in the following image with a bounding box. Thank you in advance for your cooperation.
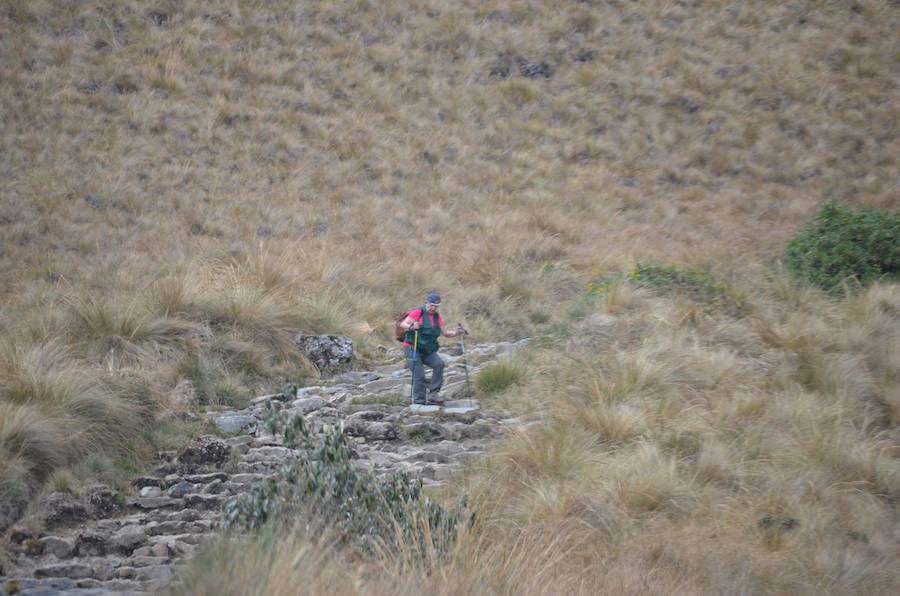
[786,202,900,293]
[475,359,524,395]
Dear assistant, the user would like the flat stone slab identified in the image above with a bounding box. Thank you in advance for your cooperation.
[442,401,479,410]
[211,412,257,434]
[126,497,181,510]
[442,405,479,414]
[408,404,440,413]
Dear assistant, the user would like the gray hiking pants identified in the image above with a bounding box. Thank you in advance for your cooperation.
[404,347,444,404]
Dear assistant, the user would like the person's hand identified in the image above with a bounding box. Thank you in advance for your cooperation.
[408,321,421,331]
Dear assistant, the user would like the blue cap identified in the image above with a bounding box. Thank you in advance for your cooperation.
[425,292,441,305]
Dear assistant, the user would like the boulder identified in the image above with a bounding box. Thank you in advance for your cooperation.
[294,334,353,372]
[39,492,88,528]
[177,436,230,465]
[38,536,76,559]
[212,412,257,434]
[290,396,325,415]
[76,529,109,556]
[85,485,124,519]
[167,481,195,499]
[140,486,163,498]
[111,526,147,554]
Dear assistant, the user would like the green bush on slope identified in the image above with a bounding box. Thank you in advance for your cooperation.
[786,202,900,293]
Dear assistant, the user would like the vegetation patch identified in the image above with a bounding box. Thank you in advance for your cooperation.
[475,359,524,395]
[352,393,409,407]
[786,202,900,293]
[222,404,468,558]
[629,262,726,307]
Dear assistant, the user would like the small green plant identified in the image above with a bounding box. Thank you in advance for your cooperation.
[222,403,469,559]
[475,359,523,394]
[629,262,725,306]
[786,202,900,293]
[587,272,624,299]
[352,394,408,407]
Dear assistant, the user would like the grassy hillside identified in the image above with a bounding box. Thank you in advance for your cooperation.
[1,0,899,592]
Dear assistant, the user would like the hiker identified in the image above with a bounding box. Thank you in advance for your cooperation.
[400,292,466,405]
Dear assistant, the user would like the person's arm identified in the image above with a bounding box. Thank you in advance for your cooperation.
[442,323,467,338]
[401,313,421,331]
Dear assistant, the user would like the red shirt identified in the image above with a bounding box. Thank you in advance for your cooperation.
[403,309,443,347]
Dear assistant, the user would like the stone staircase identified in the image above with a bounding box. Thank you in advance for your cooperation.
[0,340,528,595]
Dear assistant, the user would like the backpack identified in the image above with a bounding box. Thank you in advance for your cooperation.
[394,311,409,342]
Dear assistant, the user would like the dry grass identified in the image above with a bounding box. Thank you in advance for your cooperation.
[1,0,899,590]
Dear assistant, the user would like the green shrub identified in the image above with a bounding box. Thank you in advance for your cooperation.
[629,262,725,305]
[222,403,469,559]
[786,202,900,292]
[476,359,523,394]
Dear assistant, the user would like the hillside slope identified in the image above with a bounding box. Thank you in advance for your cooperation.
[1,1,899,593]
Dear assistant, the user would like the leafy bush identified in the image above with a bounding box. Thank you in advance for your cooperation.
[629,262,725,305]
[222,403,469,558]
[476,359,524,394]
[786,202,900,292]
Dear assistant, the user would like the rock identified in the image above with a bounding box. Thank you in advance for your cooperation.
[335,371,380,384]
[243,446,291,462]
[201,479,223,494]
[361,378,407,393]
[519,58,553,79]
[146,520,192,536]
[251,393,289,406]
[128,555,170,568]
[460,419,498,439]
[348,410,386,421]
[150,542,170,557]
[294,334,353,372]
[167,481,195,498]
[76,529,109,556]
[116,566,136,579]
[131,476,162,489]
[212,412,257,434]
[403,450,450,464]
[34,563,94,580]
[39,492,88,528]
[402,422,458,442]
[183,494,224,510]
[38,536,76,559]
[344,420,398,441]
[183,472,228,484]
[177,436,230,465]
[162,474,183,488]
[111,526,147,553]
[127,496,181,510]
[167,508,202,522]
[290,396,325,415]
[133,564,174,588]
[83,485,124,519]
[140,486,163,498]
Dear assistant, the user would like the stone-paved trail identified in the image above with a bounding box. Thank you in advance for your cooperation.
[0,340,527,595]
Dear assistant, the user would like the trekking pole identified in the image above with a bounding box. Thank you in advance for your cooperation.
[408,329,418,405]
[458,326,472,407]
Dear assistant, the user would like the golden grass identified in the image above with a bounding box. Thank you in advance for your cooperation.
[1,0,899,590]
